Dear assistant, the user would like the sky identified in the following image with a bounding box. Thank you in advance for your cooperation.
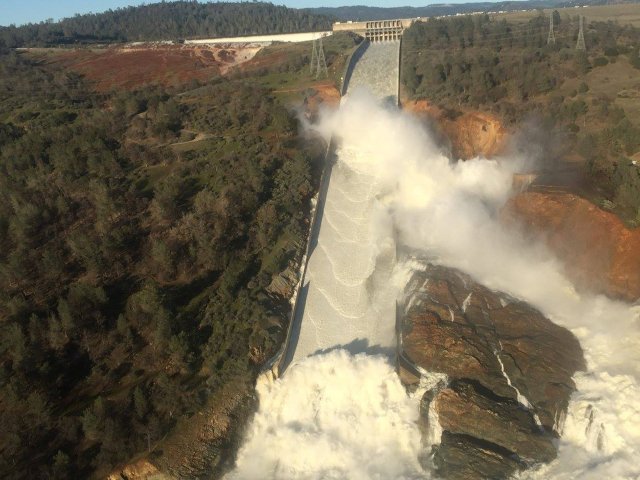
[0,0,481,27]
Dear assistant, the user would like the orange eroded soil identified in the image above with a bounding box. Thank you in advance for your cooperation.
[504,191,640,302]
[303,82,341,112]
[402,99,508,160]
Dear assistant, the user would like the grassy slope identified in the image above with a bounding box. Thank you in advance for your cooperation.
[492,3,640,27]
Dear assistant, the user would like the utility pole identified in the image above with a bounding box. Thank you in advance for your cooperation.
[310,38,318,74]
[576,15,586,51]
[547,13,556,45]
[315,36,328,79]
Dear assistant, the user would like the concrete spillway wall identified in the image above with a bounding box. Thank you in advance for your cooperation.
[260,139,338,379]
[341,40,369,96]
[260,42,368,379]
[262,41,402,379]
[280,41,402,373]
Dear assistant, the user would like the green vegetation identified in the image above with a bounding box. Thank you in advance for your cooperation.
[236,31,362,99]
[402,14,640,224]
[0,42,327,478]
[0,1,333,47]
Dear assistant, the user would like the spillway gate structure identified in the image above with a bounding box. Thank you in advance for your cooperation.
[333,18,416,42]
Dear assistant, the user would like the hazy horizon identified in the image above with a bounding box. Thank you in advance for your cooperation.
[1,0,510,27]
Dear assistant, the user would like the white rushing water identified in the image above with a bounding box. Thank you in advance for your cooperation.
[230,351,427,480]
[287,41,401,366]
[229,41,640,480]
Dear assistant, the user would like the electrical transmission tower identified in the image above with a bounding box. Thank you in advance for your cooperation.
[547,14,556,45]
[310,36,328,79]
[310,39,318,74]
[576,15,586,51]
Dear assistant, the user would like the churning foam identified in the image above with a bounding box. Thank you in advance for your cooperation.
[229,351,428,480]
[231,66,639,479]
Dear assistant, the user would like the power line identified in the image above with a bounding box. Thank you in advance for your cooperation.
[401,32,584,54]
[401,29,587,55]
[402,23,584,49]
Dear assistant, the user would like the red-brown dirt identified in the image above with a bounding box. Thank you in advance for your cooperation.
[41,44,260,91]
[503,191,640,302]
[402,99,507,160]
[303,82,341,112]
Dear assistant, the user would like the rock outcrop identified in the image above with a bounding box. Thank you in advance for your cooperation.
[401,264,585,479]
[108,377,256,480]
[107,460,169,480]
[503,191,640,302]
[266,259,301,300]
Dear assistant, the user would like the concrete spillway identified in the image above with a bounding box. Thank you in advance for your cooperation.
[281,42,401,370]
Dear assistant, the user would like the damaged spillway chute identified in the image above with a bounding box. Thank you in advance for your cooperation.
[275,41,403,376]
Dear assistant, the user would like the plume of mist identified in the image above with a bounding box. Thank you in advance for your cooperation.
[230,91,639,479]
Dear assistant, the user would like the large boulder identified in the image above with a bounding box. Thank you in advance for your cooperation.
[401,264,585,479]
[434,431,524,480]
[435,381,556,463]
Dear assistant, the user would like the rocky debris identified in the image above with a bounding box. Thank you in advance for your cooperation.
[402,100,507,160]
[266,258,303,299]
[106,377,256,480]
[435,382,556,462]
[503,191,640,302]
[154,376,256,479]
[401,264,585,479]
[107,459,169,480]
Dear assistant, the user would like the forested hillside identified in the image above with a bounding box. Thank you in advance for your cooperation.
[0,1,333,47]
[402,14,640,224]
[0,43,326,478]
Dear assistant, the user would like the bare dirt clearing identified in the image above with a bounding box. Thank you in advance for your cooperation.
[30,44,261,91]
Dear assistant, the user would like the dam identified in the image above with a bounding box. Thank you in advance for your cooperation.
[280,41,401,371]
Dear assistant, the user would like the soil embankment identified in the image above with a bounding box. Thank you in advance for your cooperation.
[403,99,507,160]
[504,191,640,303]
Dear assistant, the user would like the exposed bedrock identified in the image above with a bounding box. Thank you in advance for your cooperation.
[401,264,585,479]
